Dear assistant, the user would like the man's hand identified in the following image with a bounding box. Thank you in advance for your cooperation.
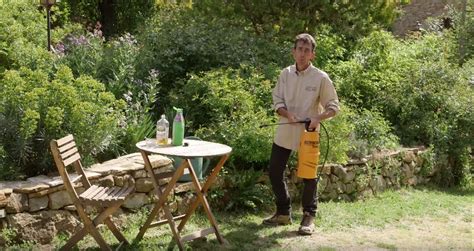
[308,117,320,129]
[276,107,299,123]
[308,109,336,129]
[287,112,299,123]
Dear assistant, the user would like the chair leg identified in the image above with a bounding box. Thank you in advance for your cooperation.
[88,225,112,251]
[62,204,123,251]
[60,227,87,251]
[104,217,128,244]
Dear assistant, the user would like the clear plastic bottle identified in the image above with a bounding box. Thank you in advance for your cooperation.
[156,114,169,145]
[172,107,185,146]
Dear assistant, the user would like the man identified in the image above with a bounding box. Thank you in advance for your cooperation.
[263,33,339,235]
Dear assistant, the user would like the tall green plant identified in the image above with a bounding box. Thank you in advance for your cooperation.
[0,66,124,178]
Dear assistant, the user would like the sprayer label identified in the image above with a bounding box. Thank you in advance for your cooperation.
[303,140,319,147]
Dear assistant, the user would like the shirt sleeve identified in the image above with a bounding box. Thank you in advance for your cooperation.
[320,76,340,114]
[272,70,286,111]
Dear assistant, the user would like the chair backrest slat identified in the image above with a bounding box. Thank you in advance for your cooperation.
[60,146,78,160]
[70,174,83,184]
[56,134,74,146]
[50,134,92,200]
[63,152,81,166]
[58,140,76,153]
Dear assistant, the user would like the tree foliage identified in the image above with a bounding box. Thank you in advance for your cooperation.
[193,0,408,41]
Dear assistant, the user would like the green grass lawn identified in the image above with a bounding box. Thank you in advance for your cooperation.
[41,185,474,250]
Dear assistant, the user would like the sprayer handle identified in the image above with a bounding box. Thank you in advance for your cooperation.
[301,118,316,132]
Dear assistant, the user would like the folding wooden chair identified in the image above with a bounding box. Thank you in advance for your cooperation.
[50,134,135,251]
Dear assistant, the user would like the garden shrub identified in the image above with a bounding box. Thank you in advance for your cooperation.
[391,34,473,186]
[97,33,140,98]
[0,0,78,74]
[329,28,472,187]
[136,6,291,112]
[319,103,355,164]
[348,109,399,158]
[0,65,124,178]
[169,65,278,169]
[328,31,400,112]
[209,168,273,212]
[56,31,159,157]
[312,24,347,69]
[56,29,104,78]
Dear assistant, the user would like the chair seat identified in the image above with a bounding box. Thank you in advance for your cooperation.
[79,185,134,206]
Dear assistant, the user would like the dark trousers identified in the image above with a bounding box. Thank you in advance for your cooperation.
[269,143,318,216]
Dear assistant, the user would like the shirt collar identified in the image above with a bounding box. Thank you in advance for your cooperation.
[293,63,313,76]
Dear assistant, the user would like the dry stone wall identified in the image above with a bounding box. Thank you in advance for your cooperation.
[0,148,429,245]
[392,0,458,37]
[286,148,430,203]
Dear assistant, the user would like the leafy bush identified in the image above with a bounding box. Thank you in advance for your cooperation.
[319,103,355,164]
[313,24,347,69]
[169,65,278,169]
[332,29,472,186]
[348,109,399,158]
[97,33,140,97]
[209,168,273,212]
[56,30,104,78]
[0,0,76,74]
[328,31,400,112]
[56,31,159,156]
[136,6,290,111]
[0,66,124,178]
[390,33,472,185]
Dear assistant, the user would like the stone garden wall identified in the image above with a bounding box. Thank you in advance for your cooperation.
[286,147,429,202]
[0,147,428,245]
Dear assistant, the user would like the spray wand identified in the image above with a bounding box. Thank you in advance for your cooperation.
[259,118,313,131]
[259,118,330,179]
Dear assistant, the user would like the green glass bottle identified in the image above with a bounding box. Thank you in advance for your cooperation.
[172,107,185,146]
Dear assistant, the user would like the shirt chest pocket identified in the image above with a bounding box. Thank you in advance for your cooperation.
[304,84,319,92]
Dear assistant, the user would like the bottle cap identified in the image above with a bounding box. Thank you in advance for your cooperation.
[161,114,166,119]
[173,107,183,112]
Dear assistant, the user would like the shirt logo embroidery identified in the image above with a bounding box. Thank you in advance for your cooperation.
[305,86,317,92]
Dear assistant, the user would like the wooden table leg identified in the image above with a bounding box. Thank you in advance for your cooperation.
[177,154,229,244]
[135,151,188,250]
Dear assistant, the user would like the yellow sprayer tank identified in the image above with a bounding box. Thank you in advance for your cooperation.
[297,130,320,179]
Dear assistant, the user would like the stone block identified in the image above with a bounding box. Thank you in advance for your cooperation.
[6,210,81,244]
[174,182,194,194]
[49,190,73,209]
[6,193,28,213]
[135,178,154,193]
[122,193,150,209]
[29,196,49,212]
[97,175,114,187]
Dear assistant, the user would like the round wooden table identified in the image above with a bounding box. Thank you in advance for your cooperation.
[135,138,232,250]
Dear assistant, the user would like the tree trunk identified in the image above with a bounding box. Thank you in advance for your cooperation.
[458,0,467,65]
[100,0,116,38]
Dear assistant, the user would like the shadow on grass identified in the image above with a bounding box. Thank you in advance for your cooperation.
[185,218,302,250]
[412,184,474,197]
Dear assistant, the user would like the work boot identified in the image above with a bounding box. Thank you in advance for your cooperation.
[298,212,315,235]
[262,213,292,226]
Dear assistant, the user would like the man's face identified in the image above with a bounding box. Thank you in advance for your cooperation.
[292,41,315,68]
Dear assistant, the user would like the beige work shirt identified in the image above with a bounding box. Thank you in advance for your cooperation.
[272,64,340,150]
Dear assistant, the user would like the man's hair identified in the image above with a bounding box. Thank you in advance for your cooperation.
[294,33,316,52]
